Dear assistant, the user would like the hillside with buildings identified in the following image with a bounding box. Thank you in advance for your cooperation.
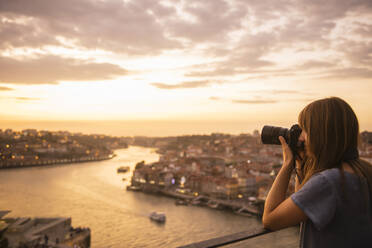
[0,129,128,169]
[128,131,372,214]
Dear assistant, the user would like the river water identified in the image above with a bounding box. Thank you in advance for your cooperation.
[0,146,261,247]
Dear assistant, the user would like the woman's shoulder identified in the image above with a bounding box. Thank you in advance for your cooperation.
[314,168,340,181]
[299,169,338,191]
[311,168,351,185]
[312,168,360,187]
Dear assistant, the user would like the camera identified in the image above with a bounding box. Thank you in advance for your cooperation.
[261,124,304,155]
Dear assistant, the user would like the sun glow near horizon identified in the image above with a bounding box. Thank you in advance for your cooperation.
[0,0,371,136]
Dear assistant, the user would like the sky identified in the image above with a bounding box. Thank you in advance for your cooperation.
[0,0,371,136]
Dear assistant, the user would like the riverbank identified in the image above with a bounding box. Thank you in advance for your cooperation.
[0,154,115,170]
[0,146,261,247]
[1,211,91,248]
[127,185,263,217]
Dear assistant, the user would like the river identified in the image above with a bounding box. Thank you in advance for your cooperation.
[0,146,261,247]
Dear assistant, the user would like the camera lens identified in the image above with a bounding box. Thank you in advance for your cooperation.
[261,126,289,145]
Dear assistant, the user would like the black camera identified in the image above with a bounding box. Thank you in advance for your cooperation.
[261,124,304,154]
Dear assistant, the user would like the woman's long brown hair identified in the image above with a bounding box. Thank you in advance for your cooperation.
[298,97,360,187]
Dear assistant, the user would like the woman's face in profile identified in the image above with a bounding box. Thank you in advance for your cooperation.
[299,130,307,143]
[299,129,309,156]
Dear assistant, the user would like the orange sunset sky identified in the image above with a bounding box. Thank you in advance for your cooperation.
[0,0,371,136]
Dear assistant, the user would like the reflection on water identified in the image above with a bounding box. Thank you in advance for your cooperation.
[0,146,261,248]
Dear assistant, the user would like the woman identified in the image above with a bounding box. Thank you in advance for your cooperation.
[262,97,372,247]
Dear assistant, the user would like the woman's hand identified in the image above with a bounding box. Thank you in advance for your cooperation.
[263,136,308,230]
[278,136,294,169]
[295,151,305,180]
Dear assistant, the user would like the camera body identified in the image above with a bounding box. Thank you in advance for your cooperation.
[261,124,303,155]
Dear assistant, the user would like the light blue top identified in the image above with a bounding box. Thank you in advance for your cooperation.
[291,168,372,248]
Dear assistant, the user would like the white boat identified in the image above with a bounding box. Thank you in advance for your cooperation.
[149,212,166,223]
[175,199,189,206]
[126,185,141,191]
[207,200,219,209]
[248,196,257,202]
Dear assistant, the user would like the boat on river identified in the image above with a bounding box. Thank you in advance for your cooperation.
[207,200,220,209]
[149,212,166,223]
[175,199,189,206]
[117,166,130,173]
[126,185,141,191]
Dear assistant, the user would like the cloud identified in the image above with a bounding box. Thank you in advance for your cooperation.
[268,90,299,94]
[0,55,127,84]
[209,96,221,100]
[166,0,248,43]
[322,67,372,79]
[245,90,302,95]
[352,22,372,38]
[337,40,372,67]
[0,0,371,84]
[0,19,60,50]
[232,99,278,104]
[241,0,372,45]
[288,98,318,103]
[184,0,372,80]
[0,0,181,54]
[15,97,41,101]
[297,60,336,70]
[210,94,315,104]
[151,80,211,89]
[0,86,13,91]
[209,96,278,104]
[236,90,318,104]
[185,32,279,77]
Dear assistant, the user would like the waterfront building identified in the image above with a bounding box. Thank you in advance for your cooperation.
[0,211,90,248]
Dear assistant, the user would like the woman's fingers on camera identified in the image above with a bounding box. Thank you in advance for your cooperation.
[278,136,287,146]
[296,151,305,161]
[279,136,293,165]
[279,136,290,154]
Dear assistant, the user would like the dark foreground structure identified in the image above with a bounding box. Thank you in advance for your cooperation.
[177,226,299,248]
[0,211,90,248]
